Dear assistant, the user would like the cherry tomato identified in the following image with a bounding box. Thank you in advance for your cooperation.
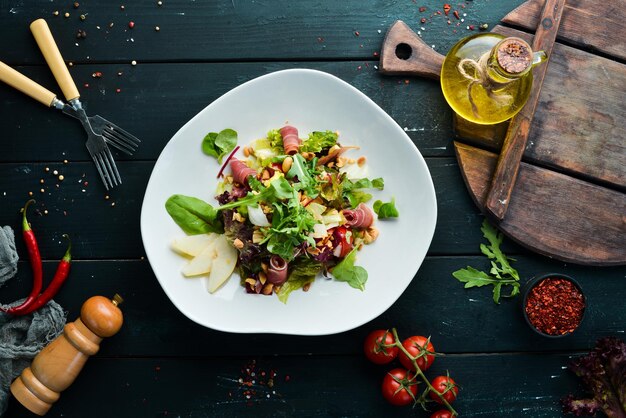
[363,330,398,364]
[381,368,418,406]
[429,375,459,404]
[398,336,435,372]
[332,226,353,258]
[430,410,453,418]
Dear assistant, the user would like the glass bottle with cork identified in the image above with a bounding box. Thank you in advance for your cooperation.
[441,33,547,125]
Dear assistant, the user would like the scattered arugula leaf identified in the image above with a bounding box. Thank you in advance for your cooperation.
[342,177,384,208]
[299,130,338,153]
[201,129,238,163]
[332,247,367,290]
[373,198,399,218]
[452,220,520,303]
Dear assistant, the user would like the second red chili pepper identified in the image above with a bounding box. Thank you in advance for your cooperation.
[21,235,72,315]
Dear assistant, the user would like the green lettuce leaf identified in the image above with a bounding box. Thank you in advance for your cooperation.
[373,198,399,219]
[299,130,338,153]
[332,247,367,290]
[277,258,322,303]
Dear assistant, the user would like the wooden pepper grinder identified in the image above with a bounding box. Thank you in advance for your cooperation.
[10,294,124,416]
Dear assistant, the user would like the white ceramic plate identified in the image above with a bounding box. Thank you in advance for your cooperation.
[141,69,437,335]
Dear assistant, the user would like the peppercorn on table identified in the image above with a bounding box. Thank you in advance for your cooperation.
[1,1,624,417]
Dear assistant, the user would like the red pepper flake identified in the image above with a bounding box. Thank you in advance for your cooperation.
[92,71,102,78]
[420,17,427,23]
[525,278,585,336]
[354,31,360,37]
[468,25,475,30]
[419,6,426,12]
[443,4,451,15]
[453,10,460,20]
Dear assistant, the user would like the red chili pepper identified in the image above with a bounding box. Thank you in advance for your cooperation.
[21,235,72,315]
[2,200,43,315]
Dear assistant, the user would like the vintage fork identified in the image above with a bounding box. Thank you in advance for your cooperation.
[30,19,124,189]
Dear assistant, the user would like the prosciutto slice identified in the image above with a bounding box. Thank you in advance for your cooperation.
[267,255,288,285]
[342,203,374,229]
[279,125,301,155]
[229,158,257,185]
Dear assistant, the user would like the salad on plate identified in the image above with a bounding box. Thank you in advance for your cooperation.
[165,125,398,302]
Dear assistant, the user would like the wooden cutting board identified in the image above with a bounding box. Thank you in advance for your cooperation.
[379,0,626,266]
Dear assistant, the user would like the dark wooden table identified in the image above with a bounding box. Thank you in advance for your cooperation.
[1,1,624,417]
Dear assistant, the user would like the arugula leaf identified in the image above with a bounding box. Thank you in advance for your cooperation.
[264,202,316,261]
[286,154,318,197]
[451,219,520,303]
[299,130,338,153]
[165,195,223,234]
[332,247,367,290]
[373,198,399,219]
[201,129,238,163]
[277,258,322,303]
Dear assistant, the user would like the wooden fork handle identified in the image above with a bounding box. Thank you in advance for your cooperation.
[30,18,80,102]
[0,61,57,106]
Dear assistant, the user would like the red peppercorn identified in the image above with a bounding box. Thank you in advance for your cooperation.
[420,17,427,23]
[419,6,426,12]
[128,21,135,29]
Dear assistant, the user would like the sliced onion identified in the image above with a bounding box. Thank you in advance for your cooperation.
[247,205,270,227]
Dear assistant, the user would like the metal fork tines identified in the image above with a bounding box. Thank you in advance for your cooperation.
[86,137,122,190]
[90,115,141,155]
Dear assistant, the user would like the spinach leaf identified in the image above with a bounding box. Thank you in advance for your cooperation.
[373,198,399,218]
[201,128,238,163]
[332,247,367,290]
[299,130,338,153]
[165,195,223,234]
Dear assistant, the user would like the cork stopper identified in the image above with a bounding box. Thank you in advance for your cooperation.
[495,37,533,75]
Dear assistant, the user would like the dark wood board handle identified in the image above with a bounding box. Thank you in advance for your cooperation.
[379,20,445,80]
[485,0,567,220]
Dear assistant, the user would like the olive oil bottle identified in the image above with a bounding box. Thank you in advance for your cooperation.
[441,33,546,125]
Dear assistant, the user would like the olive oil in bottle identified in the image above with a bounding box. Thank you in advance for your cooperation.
[441,33,546,125]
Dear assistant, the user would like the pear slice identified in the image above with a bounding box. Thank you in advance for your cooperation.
[171,233,218,257]
[181,242,217,277]
[206,235,238,293]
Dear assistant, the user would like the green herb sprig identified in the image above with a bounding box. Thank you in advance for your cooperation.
[452,220,520,303]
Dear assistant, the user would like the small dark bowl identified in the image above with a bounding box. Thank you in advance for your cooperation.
[521,273,586,338]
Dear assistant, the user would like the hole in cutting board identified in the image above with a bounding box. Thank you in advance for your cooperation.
[395,43,412,60]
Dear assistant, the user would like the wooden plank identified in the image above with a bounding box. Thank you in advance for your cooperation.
[0,61,453,162]
[456,142,626,265]
[0,0,526,64]
[0,158,513,259]
[5,354,587,417]
[2,256,623,358]
[485,0,567,220]
[502,0,626,61]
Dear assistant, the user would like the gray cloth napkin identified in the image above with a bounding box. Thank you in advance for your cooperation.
[0,226,66,417]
